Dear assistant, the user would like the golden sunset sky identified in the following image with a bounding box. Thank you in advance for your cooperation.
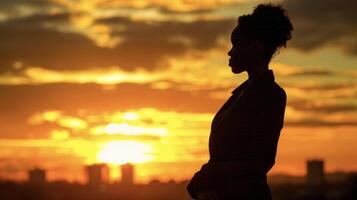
[0,0,357,184]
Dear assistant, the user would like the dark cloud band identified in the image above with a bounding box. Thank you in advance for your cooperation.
[282,0,357,55]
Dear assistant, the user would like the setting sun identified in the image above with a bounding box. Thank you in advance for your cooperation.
[96,140,154,164]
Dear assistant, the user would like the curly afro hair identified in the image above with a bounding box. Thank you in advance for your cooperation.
[236,3,293,62]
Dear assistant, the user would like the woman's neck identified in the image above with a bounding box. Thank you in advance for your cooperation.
[247,63,269,80]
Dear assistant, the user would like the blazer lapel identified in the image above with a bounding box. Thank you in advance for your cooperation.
[212,81,249,128]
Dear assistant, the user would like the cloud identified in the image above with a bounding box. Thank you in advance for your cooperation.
[285,83,357,99]
[286,68,334,77]
[288,99,357,113]
[284,98,357,127]
[0,48,236,90]
[293,83,357,91]
[96,0,239,12]
[0,0,51,8]
[269,63,348,78]
[282,0,357,55]
[83,133,161,142]
[0,12,234,72]
[0,13,101,72]
[286,120,357,127]
[0,0,65,20]
[157,6,215,15]
[95,16,234,69]
[0,66,162,85]
[0,82,222,138]
[0,83,222,114]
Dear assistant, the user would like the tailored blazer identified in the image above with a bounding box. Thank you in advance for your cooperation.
[187,69,287,199]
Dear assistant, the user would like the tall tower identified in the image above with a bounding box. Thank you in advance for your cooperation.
[86,164,109,186]
[306,159,325,186]
[121,163,134,185]
[28,168,46,184]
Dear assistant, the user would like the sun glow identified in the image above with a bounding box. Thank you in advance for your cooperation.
[122,112,139,121]
[97,140,153,164]
[104,123,167,136]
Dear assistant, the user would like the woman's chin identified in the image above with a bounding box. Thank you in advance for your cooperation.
[230,65,245,74]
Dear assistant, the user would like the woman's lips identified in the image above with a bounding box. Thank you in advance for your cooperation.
[229,58,234,66]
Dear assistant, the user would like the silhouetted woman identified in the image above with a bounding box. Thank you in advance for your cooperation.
[187,4,293,200]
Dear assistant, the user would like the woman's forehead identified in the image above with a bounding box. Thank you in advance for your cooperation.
[231,26,246,42]
[231,26,254,44]
[231,26,240,42]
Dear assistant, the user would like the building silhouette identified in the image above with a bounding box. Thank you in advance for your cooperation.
[86,164,109,186]
[121,163,134,185]
[349,173,357,199]
[306,159,327,200]
[306,159,325,186]
[28,168,46,184]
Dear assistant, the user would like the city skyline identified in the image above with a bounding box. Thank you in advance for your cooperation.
[5,159,355,185]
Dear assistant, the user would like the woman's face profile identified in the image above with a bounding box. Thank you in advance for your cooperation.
[228,26,263,74]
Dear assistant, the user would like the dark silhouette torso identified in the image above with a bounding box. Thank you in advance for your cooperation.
[187,69,287,199]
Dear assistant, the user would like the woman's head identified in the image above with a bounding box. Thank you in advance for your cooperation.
[228,3,293,74]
